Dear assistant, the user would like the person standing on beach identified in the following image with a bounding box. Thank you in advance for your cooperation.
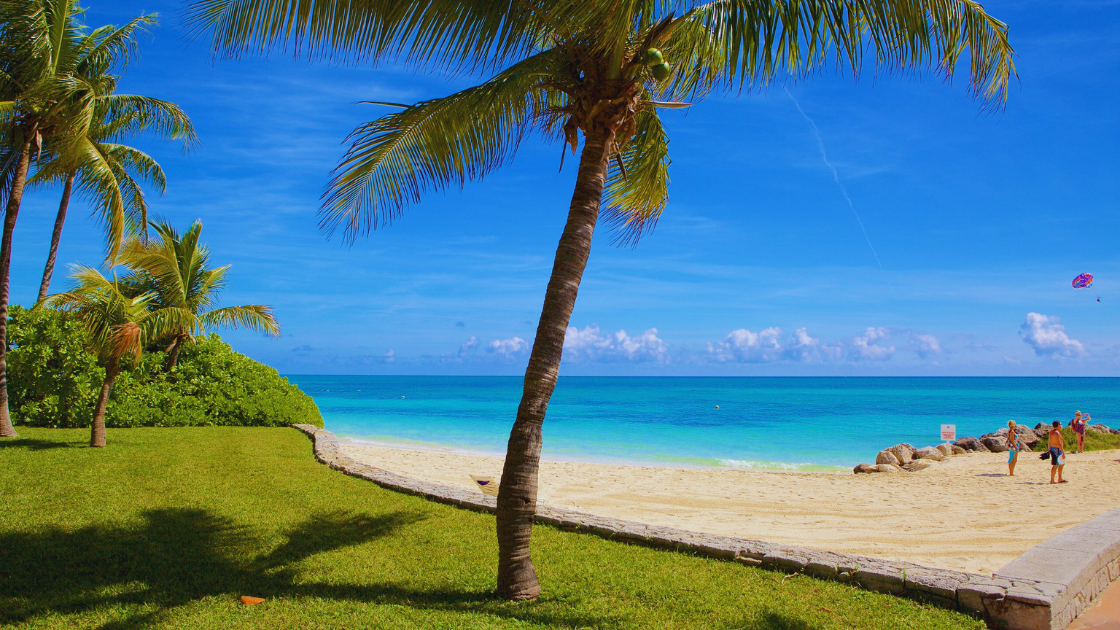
[1068,411,1090,454]
[1048,421,1067,484]
[1007,420,1025,476]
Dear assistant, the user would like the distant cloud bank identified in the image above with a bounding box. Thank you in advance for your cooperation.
[563,325,669,363]
[707,326,907,364]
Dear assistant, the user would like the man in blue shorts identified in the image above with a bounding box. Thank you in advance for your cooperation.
[1048,420,1066,484]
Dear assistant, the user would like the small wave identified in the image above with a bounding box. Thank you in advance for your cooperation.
[717,458,846,473]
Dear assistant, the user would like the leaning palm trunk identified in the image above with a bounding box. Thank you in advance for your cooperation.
[496,127,614,599]
[90,358,120,447]
[0,135,35,439]
[166,335,185,369]
[37,172,76,304]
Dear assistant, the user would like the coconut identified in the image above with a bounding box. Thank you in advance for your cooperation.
[651,62,671,81]
[644,48,664,66]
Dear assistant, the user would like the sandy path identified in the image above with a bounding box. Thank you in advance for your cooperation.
[340,443,1120,575]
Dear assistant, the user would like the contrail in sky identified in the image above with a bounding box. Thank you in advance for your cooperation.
[784,88,884,271]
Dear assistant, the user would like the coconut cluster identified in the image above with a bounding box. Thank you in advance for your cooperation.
[644,48,671,82]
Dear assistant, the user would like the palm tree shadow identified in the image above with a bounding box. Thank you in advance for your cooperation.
[727,611,822,630]
[0,438,76,450]
[0,507,618,630]
[0,507,423,627]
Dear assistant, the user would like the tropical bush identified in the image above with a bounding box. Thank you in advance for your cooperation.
[6,306,321,429]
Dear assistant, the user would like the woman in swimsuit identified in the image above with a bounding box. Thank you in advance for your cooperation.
[1006,420,1024,476]
[1068,411,1089,454]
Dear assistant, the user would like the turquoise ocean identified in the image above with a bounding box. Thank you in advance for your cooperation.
[288,377,1120,472]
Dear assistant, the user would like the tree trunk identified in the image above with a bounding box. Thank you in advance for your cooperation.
[90,359,120,448]
[36,171,76,304]
[0,135,35,439]
[167,335,184,370]
[495,127,615,600]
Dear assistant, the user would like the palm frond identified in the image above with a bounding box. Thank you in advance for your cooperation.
[96,95,198,146]
[320,49,562,241]
[182,0,546,74]
[200,305,280,336]
[78,15,157,74]
[683,0,1015,106]
[602,106,671,247]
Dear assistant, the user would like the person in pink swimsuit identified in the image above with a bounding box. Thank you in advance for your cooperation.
[1068,411,1090,453]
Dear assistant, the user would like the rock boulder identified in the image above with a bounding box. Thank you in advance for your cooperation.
[1089,424,1112,434]
[980,436,1008,452]
[887,443,915,465]
[936,444,952,458]
[950,445,967,455]
[876,450,901,466]
[913,446,945,461]
[954,437,983,452]
[853,463,878,474]
[876,464,903,473]
[909,460,938,472]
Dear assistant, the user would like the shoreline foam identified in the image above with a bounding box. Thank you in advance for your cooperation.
[337,434,847,472]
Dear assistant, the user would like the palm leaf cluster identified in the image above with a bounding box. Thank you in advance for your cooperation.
[118,220,280,368]
[0,1,196,260]
[46,267,177,364]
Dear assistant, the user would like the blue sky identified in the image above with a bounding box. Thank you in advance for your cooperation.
[9,1,1120,375]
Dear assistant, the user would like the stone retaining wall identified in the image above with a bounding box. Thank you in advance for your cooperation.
[293,424,1120,629]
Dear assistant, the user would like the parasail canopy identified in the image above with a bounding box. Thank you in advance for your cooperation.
[1073,273,1094,289]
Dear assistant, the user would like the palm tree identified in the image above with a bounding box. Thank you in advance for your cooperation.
[0,0,191,439]
[187,0,1016,599]
[43,267,177,447]
[33,95,195,303]
[119,220,280,368]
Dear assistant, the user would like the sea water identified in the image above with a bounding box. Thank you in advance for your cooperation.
[288,376,1120,471]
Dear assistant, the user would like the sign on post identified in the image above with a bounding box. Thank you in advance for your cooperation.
[941,424,957,442]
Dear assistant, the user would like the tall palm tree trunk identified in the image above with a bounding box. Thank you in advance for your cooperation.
[495,126,614,600]
[37,172,76,304]
[0,135,35,439]
[90,359,120,448]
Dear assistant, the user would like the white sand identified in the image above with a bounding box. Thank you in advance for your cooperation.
[340,442,1120,575]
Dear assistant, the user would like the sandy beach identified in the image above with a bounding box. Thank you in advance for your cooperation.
[341,442,1120,575]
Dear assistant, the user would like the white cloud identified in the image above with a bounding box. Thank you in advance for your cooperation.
[459,335,479,355]
[563,325,669,363]
[441,336,480,363]
[785,328,820,361]
[487,336,529,358]
[849,327,895,361]
[910,333,942,360]
[381,349,395,363]
[1020,313,1085,357]
[708,327,784,363]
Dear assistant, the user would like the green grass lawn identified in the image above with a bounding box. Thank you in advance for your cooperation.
[1,427,985,629]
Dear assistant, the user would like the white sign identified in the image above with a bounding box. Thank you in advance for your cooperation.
[941,424,957,442]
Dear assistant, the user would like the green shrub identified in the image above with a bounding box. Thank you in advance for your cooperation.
[7,306,101,428]
[7,306,322,429]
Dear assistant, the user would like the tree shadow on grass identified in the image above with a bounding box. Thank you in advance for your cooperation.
[0,507,617,630]
[0,507,421,627]
[0,437,76,451]
[725,610,823,630]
